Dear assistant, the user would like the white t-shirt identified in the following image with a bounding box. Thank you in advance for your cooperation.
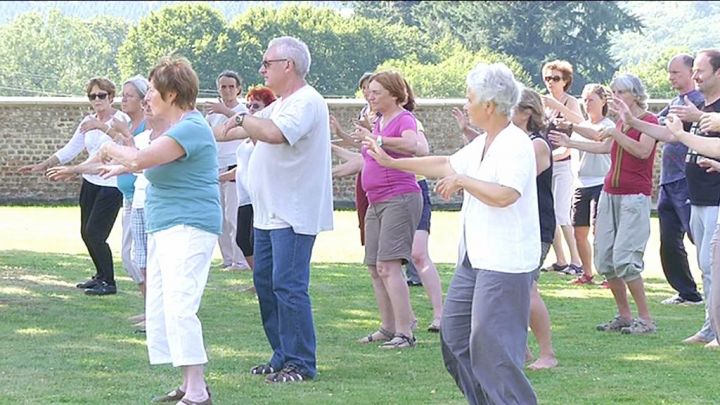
[449,123,540,273]
[206,103,248,168]
[247,84,334,235]
[572,117,613,188]
[131,130,152,209]
[55,110,130,187]
[234,139,254,207]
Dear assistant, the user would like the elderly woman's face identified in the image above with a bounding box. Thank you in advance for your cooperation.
[612,87,636,108]
[121,84,143,115]
[88,85,112,114]
[142,92,154,120]
[367,80,397,113]
[543,69,567,95]
[464,88,488,127]
[147,80,173,119]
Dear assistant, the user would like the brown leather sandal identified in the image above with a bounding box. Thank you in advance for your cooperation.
[357,327,394,344]
[151,388,184,402]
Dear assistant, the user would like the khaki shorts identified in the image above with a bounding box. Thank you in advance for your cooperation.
[594,192,651,282]
[364,192,422,266]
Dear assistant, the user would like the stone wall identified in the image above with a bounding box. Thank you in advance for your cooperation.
[0,97,667,206]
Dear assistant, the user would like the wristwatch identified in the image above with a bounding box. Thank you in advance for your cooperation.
[376,135,383,147]
[234,112,248,127]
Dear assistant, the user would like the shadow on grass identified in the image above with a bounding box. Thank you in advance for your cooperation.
[1,250,718,404]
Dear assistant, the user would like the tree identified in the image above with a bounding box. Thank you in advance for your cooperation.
[229,5,437,97]
[351,1,643,94]
[378,39,534,98]
[117,3,237,95]
[624,47,692,99]
[0,10,128,96]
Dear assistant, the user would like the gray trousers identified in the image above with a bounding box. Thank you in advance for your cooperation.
[440,253,537,405]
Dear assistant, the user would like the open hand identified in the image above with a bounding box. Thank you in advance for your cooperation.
[547,129,571,147]
[699,112,720,134]
[362,135,393,167]
[45,166,77,181]
[207,101,233,117]
[669,96,702,122]
[80,117,107,134]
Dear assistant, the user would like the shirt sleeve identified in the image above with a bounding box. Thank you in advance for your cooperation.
[54,117,89,164]
[449,137,481,176]
[495,137,535,196]
[271,95,318,146]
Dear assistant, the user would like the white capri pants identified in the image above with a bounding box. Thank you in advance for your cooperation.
[122,199,143,284]
[552,160,574,227]
[146,224,217,367]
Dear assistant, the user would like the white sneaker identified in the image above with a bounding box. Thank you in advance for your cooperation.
[661,294,703,305]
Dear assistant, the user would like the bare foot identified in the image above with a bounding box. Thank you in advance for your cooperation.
[704,339,719,349]
[527,356,558,370]
[682,333,711,345]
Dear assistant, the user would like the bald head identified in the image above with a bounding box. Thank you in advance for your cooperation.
[668,54,695,93]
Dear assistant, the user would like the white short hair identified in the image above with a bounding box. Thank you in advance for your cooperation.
[611,74,648,109]
[466,63,521,116]
[268,36,311,78]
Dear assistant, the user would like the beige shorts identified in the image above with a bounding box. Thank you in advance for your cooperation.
[364,192,422,266]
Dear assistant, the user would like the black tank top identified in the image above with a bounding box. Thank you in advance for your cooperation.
[531,132,556,243]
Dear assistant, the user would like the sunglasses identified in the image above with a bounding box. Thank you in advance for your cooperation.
[544,75,562,83]
[88,92,109,101]
[246,102,262,110]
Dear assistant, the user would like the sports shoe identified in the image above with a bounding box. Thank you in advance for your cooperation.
[661,294,703,305]
[543,263,568,273]
[596,315,632,332]
[76,277,99,289]
[570,274,594,285]
[84,281,117,296]
[599,280,609,289]
[621,318,657,335]
[563,264,583,275]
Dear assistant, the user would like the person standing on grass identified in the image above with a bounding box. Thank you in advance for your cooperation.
[206,70,249,271]
[540,60,584,276]
[655,54,704,306]
[19,77,129,296]
[565,84,614,286]
[366,62,539,404]
[98,56,220,404]
[219,36,333,383]
[550,74,658,335]
[617,50,720,347]
[511,88,558,370]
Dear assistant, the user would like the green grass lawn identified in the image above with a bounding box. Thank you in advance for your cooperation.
[0,207,716,404]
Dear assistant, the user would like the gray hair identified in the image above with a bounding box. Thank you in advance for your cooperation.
[466,63,521,116]
[610,73,648,109]
[124,75,149,99]
[268,36,311,78]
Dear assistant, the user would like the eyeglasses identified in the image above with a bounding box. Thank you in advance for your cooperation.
[261,58,289,69]
[88,92,109,101]
[121,93,139,100]
[544,75,562,83]
[246,102,262,110]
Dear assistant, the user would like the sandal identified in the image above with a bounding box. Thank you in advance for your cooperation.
[152,388,185,402]
[179,397,212,405]
[379,333,416,349]
[250,363,276,375]
[265,364,311,384]
[427,319,441,333]
[357,327,394,344]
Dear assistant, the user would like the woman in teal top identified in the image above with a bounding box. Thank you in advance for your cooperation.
[99,57,219,405]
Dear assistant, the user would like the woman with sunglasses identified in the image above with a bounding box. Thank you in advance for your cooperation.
[20,77,130,296]
[540,60,584,277]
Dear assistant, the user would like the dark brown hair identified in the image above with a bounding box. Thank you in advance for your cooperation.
[149,56,199,110]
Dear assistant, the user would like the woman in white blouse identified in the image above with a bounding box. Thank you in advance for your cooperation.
[364,63,539,404]
[19,77,129,296]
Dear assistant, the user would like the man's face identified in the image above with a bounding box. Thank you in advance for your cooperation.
[217,76,240,103]
[693,53,720,94]
[668,58,693,92]
[258,47,290,92]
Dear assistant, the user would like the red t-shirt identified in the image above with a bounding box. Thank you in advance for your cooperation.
[603,113,658,196]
